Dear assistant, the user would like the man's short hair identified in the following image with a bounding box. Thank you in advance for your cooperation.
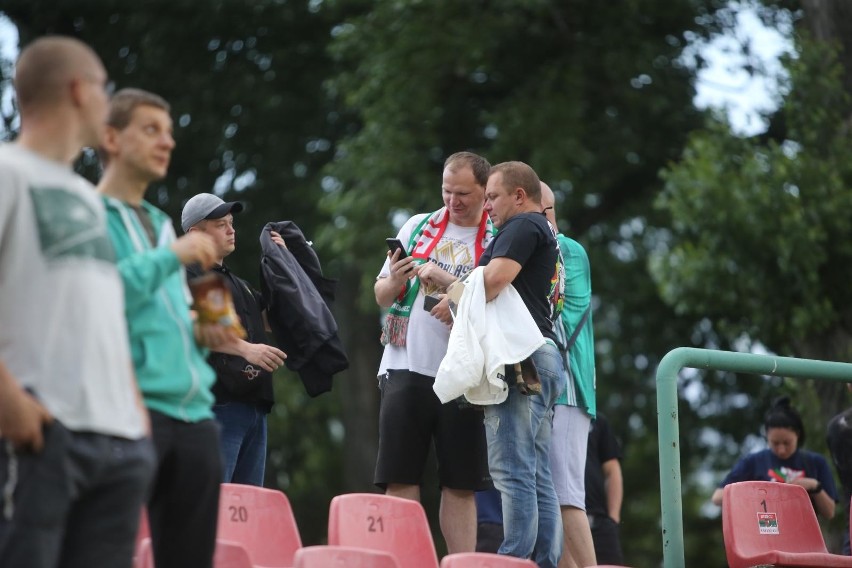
[107,88,171,130]
[444,152,491,187]
[489,161,542,203]
[14,36,101,110]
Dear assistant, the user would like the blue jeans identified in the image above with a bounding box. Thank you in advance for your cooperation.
[483,342,565,568]
[213,402,268,486]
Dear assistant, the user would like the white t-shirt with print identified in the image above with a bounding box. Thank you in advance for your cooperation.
[0,144,145,439]
[377,213,480,378]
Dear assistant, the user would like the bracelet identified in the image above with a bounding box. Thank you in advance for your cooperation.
[808,481,822,495]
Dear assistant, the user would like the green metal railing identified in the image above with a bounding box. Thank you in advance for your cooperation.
[655,347,852,568]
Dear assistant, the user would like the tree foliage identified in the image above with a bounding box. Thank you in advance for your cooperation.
[655,33,852,549]
[654,40,852,354]
[5,0,836,563]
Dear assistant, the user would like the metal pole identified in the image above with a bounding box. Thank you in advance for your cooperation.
[656,347,852,568]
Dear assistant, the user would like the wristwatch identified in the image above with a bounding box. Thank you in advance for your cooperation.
[808,481,822,495]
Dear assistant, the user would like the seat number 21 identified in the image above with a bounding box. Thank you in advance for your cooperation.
[367,515,384,533]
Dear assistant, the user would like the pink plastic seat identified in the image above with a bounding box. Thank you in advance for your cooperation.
[135,538,153,568]
[440,552,537,567]
[135,538,253,568]
[293,545,400,567]
[213,540,255,568]
[133,508,150,562]
[328,493,439,568]
[722,481,852,567]
[217,483,303,567]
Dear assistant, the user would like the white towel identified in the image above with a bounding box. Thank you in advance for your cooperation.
[433,266,545,405]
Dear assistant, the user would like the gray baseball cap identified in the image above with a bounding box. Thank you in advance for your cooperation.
[181,193,244,232]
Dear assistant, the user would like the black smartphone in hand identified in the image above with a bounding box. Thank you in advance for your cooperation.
[386,238,409,259]
[423,295,440,311]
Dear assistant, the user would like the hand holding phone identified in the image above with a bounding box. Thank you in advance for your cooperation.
[423,294,441,311]
[386,238,408,259]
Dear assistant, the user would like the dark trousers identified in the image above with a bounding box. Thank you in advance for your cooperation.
[0,422,156,568]
[148,411,222,568]
[589,514,624,565]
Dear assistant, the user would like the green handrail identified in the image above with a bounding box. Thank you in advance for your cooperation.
[656,347,852,568]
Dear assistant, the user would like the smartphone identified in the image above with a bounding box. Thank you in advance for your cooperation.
[423,294,441,311]
[386,238,409,259]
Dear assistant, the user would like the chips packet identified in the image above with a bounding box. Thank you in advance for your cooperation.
[188,273,247,339]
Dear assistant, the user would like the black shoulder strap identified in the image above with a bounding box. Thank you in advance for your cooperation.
[564,305,591,352]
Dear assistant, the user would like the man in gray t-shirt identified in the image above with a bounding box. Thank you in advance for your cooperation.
[0,37,155,568]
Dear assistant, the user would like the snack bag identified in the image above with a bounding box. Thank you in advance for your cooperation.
[189,273,247,338]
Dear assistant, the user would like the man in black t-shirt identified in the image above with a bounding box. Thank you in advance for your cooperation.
[478,161,565,568]
[585,413,625,565]
[183,192,287,486]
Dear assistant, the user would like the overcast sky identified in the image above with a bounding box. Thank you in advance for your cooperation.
[686,3,794,135]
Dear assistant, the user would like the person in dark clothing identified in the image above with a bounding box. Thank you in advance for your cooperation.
[182,193,287,486]
[827,406,852,555]
[711,397,837,520]
[584,413,624,565]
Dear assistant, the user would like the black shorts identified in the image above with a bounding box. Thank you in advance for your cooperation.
[373,369,492,491]
[589,514,624,565]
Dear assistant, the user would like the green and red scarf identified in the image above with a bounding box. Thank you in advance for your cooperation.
[381,207,495,346]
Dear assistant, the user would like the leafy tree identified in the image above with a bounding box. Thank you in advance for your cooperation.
[1,0,800,563]
[655,30,852,548]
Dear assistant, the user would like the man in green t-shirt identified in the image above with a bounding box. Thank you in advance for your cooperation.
[542,182,597,568]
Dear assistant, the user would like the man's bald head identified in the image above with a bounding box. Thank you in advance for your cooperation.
[15,36,105,112]
[541,181,557,228]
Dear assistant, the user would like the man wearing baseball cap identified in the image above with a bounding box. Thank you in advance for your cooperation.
[183,192,286,487]
[181,193,244,233]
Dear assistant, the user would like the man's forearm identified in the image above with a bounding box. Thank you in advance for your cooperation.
[213,338,250,358]
[603,459,624,522]
[482,257,521,301]
[375,276,406,308]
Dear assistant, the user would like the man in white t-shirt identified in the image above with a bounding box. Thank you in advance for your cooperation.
[373,152,495,554]
[0,36,155,568]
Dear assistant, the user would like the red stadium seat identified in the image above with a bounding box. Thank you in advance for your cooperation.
[440,552,537,567]
[135,538,253,568]
[213,540,255,568]
[293,545,401,567]
[133,508,150,562]
[328,493,439,568]
[722,481,852,567]
[135,538,153,568]
[217,483,302,567]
